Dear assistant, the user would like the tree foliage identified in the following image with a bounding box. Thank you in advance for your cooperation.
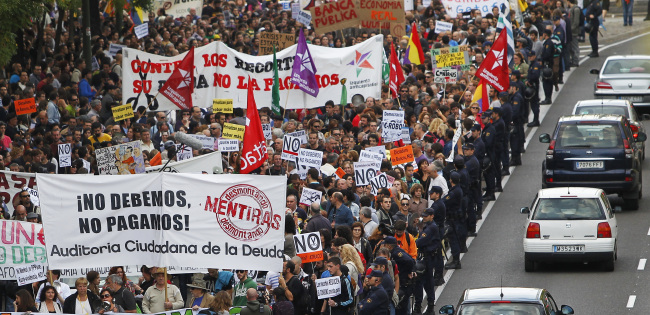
[0,0,48,67]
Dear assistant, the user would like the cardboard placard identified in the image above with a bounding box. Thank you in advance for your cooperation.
[58,143,72,168]
[212,99,233,114]
[390,145,414,166]
[108,44,126,57]
[310,0,359,34]
[296,10,312,26]
[299,187,323,206]
[176,144,193,161]
[369,172,391,195]
[14,98,36,116]
[353,161,380,186]
[187,134,217,150]
[435,51,470,68]
[434,68,458,84]
[222,123,245,140]
[434,21,453,34]
[281,135,301,161]
[259,33,296,56]
[15,262,47,286]
[335,167,346,179]
[287,130,308,144]
[292,3,301,18]
[366,145,387,159]
[294,232,323,263]
[316,277,341,299]
[359,150,383,163]
[25,187,40,207]
[358,0,405,30]
[218,139,239,152]
[134,23,149,39]
[262,123,273,140]
[112,103,135,121]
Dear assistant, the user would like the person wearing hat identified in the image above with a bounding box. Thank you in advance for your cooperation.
[142,267,184,313]
[383,236,415,315]
[26,212,39,223]
[444,172,463,270]
[185,279,215,310]
[508,80,525,167]
[540,29,555,105]
[369,257,395,307]
[415,207,442,314]
[526,51,542,127]
[358,270,389,315]
[462,143,481,231]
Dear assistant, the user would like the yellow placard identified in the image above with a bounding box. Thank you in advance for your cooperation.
[213,99,233,114]
[435,51,468,68]
[222,123,245,141]
[112,104,134,121]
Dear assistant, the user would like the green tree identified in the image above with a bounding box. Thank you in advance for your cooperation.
[0,0,50,67]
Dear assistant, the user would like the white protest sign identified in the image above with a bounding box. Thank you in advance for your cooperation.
[25,188,40,207]
[366,145,387,159]
[434,68,458,84]
[297,148,323,179]
[401,127,411,144]
[291,3,301,18]
[145,151,223,174]
[299,188,323,206]
[359,150,383,163]
[135,23,149,39]
[446,126,463,162]
[296,10,312,26]
[218,139,240,152]
[187,134,217,150]
[287,130,307,144]
[37,173,287,271]
[58,143,72,167]
[262,124,273,140]
[434,21,454,34]
[176,144,194,161]
[108,44,126,57]
[282,135,301,161]
[353,161,380,186]
[82,159,91,171]
[294,232,323,263]
[316,277,341,299]
[440,0,509,16]
[15,262,47,286]
[369,173,391,196]
[96,141,145,175]
[382,110,405,141]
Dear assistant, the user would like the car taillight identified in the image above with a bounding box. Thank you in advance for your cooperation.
[631,125,639,138]
[526,222,541,238]
[624,139,633,158]
[546,140,555,159]
[596,82,613,89]
[597,222,612,238]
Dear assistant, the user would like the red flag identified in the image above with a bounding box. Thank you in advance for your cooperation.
[389,43,405,99]
[475,30,510,92]
[159,46,195,110]
[240,76,268,174]
[481,79,489,112]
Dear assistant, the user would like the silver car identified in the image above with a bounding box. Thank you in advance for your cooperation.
[572,99,649,159]
[590,55,650,106]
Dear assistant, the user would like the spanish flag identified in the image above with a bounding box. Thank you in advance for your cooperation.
[472,79,490,112]
[404,22,424,65]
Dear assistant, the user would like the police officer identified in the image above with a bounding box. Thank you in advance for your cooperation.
[428,186,446,285]
[586,0,602,57]
[540,29,555,105]
[491,107,506,184]
[509,82,525,166]
[443,172,463,269]
[359,270,389,315]
[497,93,512,176]
[452,156,469,253]
[526,51,542,127]
[384,236,415,315]
[463,143,480,237]
[552,15,566,84]
[481,111,497,201]
[415,207,441,315]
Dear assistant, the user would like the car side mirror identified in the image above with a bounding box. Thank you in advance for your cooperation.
[589,69,600,75]
[539,133,551,143]
[561,305,574,314]
[520,207,530,214]
[439,305,455,314]
[642,114,650,121]
[636,132,647,142]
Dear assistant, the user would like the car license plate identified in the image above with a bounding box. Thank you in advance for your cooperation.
[554,245,585,252]
[620,96,643,102]
[576,161,603,169]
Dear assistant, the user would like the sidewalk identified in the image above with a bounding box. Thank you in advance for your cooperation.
[597,15,650,46]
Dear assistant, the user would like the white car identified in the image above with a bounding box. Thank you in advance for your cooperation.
[521,187,618,272]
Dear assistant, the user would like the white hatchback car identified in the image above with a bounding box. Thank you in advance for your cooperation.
[521,187,618,272]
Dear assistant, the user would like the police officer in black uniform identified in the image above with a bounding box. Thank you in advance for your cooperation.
[415,207,441,315]
[463,143,480,237]
[481,111,497,201]
[359,270,390,315]
[491,107,506,186]
[443,172,463,269]
[497,93,512,176]
[509,82,525,166]
[526,51,542,127]
[452,156,470,253]
[540,29,555,105]
[428,186,446,286]
[384,236,415,315]
[586,0,602,57]
[552,15,566,84]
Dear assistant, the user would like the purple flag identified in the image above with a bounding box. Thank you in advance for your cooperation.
[291,29,319,97]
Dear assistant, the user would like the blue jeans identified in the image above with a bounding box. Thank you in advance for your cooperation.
[623,0,634,25]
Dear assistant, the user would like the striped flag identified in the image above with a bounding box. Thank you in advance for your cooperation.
[496,2,515,66]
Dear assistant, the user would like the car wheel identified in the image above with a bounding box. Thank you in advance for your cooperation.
[624,187,641,210]
[525,259,536,272]
[603,251,615,272]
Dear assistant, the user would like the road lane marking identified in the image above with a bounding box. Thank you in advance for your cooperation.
[638,259,647,271]
[627,295,636,308]
[647,226,650,235]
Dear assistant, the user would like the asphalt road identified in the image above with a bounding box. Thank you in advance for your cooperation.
[433,32,650,313]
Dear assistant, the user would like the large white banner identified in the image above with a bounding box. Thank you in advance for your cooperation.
[145,150,224,174]
[37,173,286,271]
[122,36,383,111]
[440,0,508,16]
[0,170,38,212]
[0,221,47,280]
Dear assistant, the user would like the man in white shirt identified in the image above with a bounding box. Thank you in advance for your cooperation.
[427,160,449,207]
[360,207,378,237]
[140,130,156,152]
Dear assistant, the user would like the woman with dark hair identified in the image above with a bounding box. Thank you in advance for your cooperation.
[334,225,354,245]
[15,289,38,312]
[86,271,100,296]
[319,228,333,255]
[95,289,124,314]
[284,213,296,257]
[414,159,431,190]
[351,222,373,267]
[37,285,62,313]
[271,287,294,315]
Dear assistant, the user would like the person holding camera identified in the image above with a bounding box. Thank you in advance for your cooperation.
[95,289,124,314]
[238,288,271,315]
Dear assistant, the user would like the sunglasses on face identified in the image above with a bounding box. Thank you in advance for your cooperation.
[401,203,409,206]
[102,294,111,298]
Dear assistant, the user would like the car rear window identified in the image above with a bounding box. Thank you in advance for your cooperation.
[575,105,629,118]
[556,123,622,148]
[532,198,605,220]
[458,303,543,315]
[603,59,650,74]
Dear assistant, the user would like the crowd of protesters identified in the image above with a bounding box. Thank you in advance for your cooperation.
[0,0,596,313]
